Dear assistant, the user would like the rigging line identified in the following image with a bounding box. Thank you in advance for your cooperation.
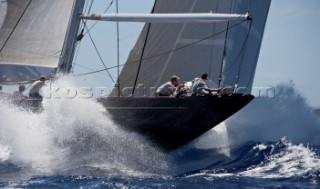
[72,54,116,77]
[220,21,252,76]
[127,20,247,67]
[78,0,94,38]
[217,5,232,88]
[83,0,94,26]
[71,40,82,74]
[85,24,115,83]
[0,0,33,53]
[73,63,113,77]
[73,20,247,77]
[245,11,267,92]
[218,21,229,88]
[236,20,252,83]
[115,0,121,96]
[74,63,99,72]
[131,22,152,96]
[130,0,157,96]
[84,0,94,23]
[83,0,114,35]
[83,0,89,13]
[74,64,121,76]
[82,0,91,16]
[87,0,94,13]
[154,0,197,88]
[208,0,219,79]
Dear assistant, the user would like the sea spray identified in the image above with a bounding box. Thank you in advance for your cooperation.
[0,102,58,172]
[226,82,320,146]
[0,144,10,162]
[0,76,170,177]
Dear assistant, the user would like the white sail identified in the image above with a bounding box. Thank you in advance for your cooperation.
[112,0,271,97]
[221,0,271,92]
[0,0,84,84]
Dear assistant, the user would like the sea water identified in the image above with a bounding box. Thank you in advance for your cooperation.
[1,78,320,188]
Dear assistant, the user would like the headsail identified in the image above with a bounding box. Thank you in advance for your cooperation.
[112,0,271,96]
[221,0,271,92]
[0,0,84,84]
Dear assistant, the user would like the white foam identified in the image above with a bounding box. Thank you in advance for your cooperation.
[193,122,231,157]
[241,139,320,178]
[0,144,11,161]
[0,75,169,175]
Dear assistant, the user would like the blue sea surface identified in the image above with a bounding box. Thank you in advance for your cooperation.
[1,81,320,188]
[1,140,320,188]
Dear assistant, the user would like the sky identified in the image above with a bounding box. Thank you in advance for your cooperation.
[74,0,320,107]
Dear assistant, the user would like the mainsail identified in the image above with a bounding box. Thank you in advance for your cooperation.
[0,0,84,84]
[112,0,271,96]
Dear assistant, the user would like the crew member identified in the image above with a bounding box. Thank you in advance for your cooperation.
[12,84,27,98]
[192,73,221,96]
[28,75,46,99]
[156,75,181,96]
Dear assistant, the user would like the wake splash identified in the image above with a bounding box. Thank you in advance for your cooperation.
[0,76,169,180]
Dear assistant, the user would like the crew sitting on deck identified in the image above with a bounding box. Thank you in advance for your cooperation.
[28,75,46,99]
[175,81,191,98]
[156,75,183,97]
[192,73,221,96]
[12,84,27,99]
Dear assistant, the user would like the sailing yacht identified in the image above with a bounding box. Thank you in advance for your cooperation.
[0,0,271,150]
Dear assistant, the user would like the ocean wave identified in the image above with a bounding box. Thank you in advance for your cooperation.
[182,139,320,181]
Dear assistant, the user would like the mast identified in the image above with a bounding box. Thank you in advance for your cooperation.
[59,0,86,73]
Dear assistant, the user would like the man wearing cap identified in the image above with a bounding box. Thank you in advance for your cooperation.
[156,75,181,97]
[192,73,221,96]
[28,75,46,99]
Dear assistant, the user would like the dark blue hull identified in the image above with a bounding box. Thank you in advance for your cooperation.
[98,94,254,151]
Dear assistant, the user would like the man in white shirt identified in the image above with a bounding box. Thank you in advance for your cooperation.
[156,75,180,96]
[192,73,221,96]
[28,75,46,99]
